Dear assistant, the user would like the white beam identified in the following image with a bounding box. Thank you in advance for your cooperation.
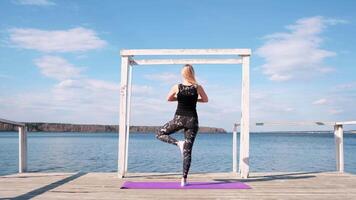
[335,121,356,125]
[121,49,251,56]
[239,55,250,179]
[253,121,356,126]
[125,65,133,172]
[131,58,242,65]
[0,118,25,127]
[18,126,27,173]
[232,123,238,173]
[254,121,335,126]
[334,125,344,172]
[118,56,129,178]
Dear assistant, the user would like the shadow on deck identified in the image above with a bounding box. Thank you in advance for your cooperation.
[0,172,86,200]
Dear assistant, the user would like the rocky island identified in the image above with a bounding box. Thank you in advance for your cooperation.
[0,122,227,133]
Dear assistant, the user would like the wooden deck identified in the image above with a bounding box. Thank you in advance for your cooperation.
[1,171,356,199]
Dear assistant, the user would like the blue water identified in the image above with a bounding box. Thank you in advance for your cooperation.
[0,132,355,176]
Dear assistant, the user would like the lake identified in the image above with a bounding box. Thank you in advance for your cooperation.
[0,132,355,176]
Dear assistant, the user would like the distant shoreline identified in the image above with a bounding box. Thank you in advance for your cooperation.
[0,122,227,133]
[1,122,355,134]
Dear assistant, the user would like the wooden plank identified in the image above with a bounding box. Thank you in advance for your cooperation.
[334,125,344,172]
[1,172,356,199]
[121,48,251,56]
[0,118,25,127]
[131,58,242,65]
[18,126,27,173]
[239,55,250,179]
[118,56,129,178]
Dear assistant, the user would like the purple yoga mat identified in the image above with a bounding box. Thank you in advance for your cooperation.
[120,181,251,189]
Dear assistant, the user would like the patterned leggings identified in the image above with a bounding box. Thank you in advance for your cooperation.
[155,114,199,178]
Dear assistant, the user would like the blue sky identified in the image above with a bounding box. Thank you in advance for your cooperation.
[0,0,356,131]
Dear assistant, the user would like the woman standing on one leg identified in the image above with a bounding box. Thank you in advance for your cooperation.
[155,64,208,187]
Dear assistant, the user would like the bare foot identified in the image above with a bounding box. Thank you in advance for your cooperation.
[177,140,185,157]
[181,177,187,187]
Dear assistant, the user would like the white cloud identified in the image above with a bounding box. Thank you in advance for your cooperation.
[329,109,343,115]
[9,27,107,52]
[1,55,158,124]
[256,16,346,81]
[55,78,153,95]
[284,107,295,112]
[34,56,82,80]
[143,71,207,86]
[334,82,356,90]
[0,82,157,125]
[0,74,12,79]
[131,85,154,95]
[246,94,297,120]
[313,98,328,105]
[144,72,180,84]
[15,0,55,6]
[35,55,153,95]
[2,72,355,131]
[86,79,119,91]
[55,79,85,89]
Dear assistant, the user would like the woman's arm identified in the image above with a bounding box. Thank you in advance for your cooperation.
[197,84,208,103]
[167,84,178,101]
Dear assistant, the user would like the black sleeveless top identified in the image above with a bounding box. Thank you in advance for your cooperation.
[175,83,198,118]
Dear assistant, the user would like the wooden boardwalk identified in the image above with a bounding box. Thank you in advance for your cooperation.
[1,171,356,199]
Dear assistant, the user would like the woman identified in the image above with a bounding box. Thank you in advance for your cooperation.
[155,64,208,187]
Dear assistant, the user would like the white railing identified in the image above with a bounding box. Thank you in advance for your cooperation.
[0,118,27,173]
[232,121,356,176]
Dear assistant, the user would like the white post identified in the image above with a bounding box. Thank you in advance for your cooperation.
[118,56,129,178]
[18,126,27,173]
[334,124,344,172]
[232,123,238,173]
[125,64,133,172]
[239,55,250,178]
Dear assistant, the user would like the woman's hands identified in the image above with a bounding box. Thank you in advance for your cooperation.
[197,84,208,103]
[166,83,208,103]
[167,84,178,101]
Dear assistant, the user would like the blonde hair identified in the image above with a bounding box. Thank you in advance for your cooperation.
[181,64,198,85]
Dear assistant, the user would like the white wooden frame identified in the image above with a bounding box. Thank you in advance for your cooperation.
[118,49,251,178]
